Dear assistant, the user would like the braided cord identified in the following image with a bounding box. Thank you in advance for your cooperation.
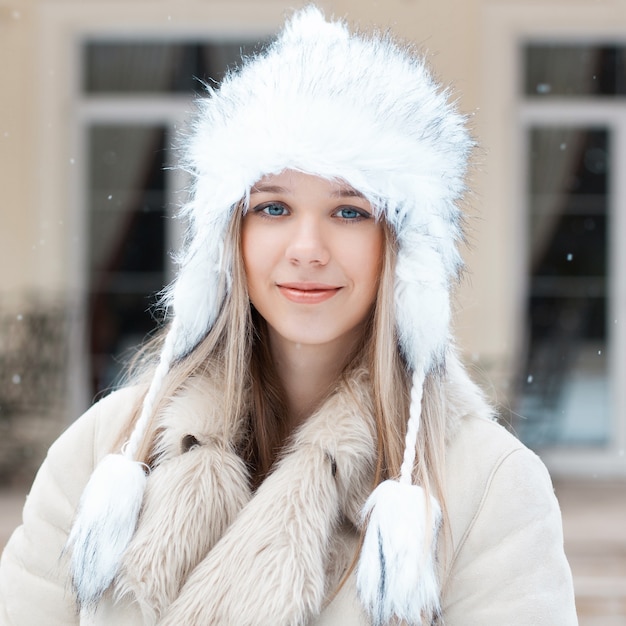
[399,367,425,485]
[125,320,180,460]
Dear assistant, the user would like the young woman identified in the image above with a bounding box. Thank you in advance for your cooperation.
[0,7,577,625]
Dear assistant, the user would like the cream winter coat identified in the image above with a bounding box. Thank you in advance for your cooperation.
[0,360,577,625]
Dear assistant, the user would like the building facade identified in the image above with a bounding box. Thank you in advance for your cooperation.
[1,0,625,481]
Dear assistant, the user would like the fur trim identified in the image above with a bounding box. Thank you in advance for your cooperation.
[150,374,248,463]
[357,481,442,625]
[115,444,251,622]
[65,454,146,609]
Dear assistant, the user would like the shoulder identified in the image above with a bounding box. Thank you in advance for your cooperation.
[440,414,577,623]
[51,372,227,470]
[444,413,555,544]
[56,385,145,459]
[443,412,569,585]
[440,351,555,528]
[36,385,145,507]
[48,370,228,473]
[446,412,535,481]
[0,385,146,623]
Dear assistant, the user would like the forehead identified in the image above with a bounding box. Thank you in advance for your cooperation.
[250,169,366,199]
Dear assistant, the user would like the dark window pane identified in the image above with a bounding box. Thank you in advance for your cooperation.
[518,127,610,447]
[524,44,626,97]
[88,125,167,393]
[84,41,266,94]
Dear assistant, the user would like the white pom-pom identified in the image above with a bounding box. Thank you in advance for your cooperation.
[356,479,442,625]
[65,453,147,609]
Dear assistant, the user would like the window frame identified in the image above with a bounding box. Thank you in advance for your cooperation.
[518,85,626,475]
[483,4,626,476]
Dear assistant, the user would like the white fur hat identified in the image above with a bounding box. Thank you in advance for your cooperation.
[67,6,472,623]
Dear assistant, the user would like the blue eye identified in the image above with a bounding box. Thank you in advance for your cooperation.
[335,207,369,220]
[256,203,287,216]
[266,205,284,216]
[340,208,359,219]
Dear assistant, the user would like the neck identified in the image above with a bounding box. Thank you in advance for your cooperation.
[267,329,363,433]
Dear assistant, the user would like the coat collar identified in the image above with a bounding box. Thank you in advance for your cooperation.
[113,353,489,624]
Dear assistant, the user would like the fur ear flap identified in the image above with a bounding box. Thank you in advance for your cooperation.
[115,443,251,622]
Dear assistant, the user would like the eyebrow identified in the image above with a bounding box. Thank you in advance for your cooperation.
[250,184,288,194]
[331,187,366,199]
[249,183,366,199]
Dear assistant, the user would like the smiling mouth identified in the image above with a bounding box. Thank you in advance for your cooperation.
[277,283,342,304]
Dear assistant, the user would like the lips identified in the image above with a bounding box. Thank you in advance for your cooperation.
[277,282,342,304]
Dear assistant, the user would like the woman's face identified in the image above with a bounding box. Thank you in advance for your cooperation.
[242,169,384,352]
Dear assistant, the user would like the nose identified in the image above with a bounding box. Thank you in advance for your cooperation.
[285,216,330,266]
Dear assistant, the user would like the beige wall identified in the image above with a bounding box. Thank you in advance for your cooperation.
[1,4,38,297]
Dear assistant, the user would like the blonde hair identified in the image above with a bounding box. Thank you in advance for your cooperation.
[120,204,447,514]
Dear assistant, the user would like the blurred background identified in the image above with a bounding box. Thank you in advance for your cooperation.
[0,0,625,623]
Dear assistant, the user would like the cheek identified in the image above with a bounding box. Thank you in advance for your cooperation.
[350,229,384,297]
[241,220,282,302]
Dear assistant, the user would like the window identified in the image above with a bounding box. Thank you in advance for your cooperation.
[83,41,261,94]
[81,39,261,395]
[518,125,610,446]
[517,43,624,448]
[87,124,168,392]
[525,44,626,97]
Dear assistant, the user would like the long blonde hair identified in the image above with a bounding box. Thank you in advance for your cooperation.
[120,203,447,512]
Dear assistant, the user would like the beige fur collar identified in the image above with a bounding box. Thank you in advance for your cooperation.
[115,368,377,625]
[113,353,489,625]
